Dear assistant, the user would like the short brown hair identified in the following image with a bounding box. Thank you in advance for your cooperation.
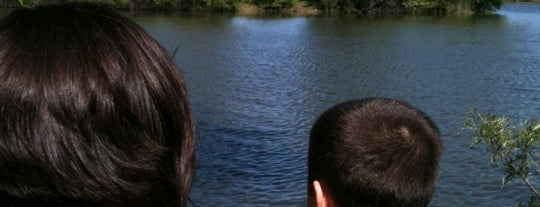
[0,3,194,207]
[308,98,442,207]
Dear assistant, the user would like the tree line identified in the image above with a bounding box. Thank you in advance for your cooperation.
[307,0,508,14]
[9,0,509,14]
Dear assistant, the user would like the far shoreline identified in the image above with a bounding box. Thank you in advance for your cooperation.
[2,2,539,17]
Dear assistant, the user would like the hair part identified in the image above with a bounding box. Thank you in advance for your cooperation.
[0,3,194,207]
[308,98,442,207]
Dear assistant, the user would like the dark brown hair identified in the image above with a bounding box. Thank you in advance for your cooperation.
[0,2,195,207]
[308,98,442,207]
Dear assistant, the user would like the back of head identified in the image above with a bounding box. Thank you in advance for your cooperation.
[308,98,442,207]
[0,2,194,207]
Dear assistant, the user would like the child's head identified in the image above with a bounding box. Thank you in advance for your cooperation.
[0,3,194,207]
[308,98,442,207]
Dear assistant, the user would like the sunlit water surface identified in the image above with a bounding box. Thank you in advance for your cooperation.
[133,4,540,206]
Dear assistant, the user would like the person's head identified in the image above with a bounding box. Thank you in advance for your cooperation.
[0,2,194,207]
[308,98,442,207]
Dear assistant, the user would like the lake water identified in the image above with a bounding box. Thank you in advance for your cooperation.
[133,4,540,206]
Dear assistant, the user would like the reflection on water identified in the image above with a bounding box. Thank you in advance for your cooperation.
[135,5,538,206]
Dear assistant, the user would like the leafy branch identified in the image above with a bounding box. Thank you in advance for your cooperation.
[463,109,540,206]
[17,0,30,8]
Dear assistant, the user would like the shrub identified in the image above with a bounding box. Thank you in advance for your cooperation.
[463,109,540,206]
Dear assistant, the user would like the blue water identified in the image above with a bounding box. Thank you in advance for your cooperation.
[136,4,540,206]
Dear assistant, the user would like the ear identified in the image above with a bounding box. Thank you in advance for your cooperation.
[313,180,330,207]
